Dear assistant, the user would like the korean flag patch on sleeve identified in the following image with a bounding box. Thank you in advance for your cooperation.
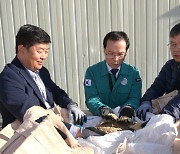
[85,79,91,86]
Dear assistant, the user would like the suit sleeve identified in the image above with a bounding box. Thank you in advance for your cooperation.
[0,66,36,122]
[84,67,108,115]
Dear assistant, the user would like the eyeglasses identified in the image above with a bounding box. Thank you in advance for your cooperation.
[105,52,125,59]
[168,43,180,49]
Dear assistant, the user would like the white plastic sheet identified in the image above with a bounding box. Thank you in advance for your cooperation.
[78,114,177,154]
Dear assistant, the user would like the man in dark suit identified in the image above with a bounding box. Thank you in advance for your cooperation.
[137,23,180,121]
[0,24,87,137]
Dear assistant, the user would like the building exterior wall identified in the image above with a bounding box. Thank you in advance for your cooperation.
[0,0,180,110]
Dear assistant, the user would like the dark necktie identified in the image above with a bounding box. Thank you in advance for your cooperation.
[110,69,118,81]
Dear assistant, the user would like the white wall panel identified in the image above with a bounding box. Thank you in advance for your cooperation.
[0,0,179,110]
[0,13,5,68]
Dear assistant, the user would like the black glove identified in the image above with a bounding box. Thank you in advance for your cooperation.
[119,105,136,119]
[99,106,113,117]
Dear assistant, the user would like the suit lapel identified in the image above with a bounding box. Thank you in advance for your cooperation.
[101,61,109,76]
[112,62,129,91]
[44,88,54,107]
[20,69,45,103]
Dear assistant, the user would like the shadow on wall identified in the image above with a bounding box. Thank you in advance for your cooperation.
[159,5,180,25]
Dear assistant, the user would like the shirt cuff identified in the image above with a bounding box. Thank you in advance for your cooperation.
[69,124,79,137]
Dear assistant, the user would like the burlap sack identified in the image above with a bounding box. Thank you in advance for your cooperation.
[0,120,21,149]
[0,105,74,149]
[0,106,94,154]
[52,104,70,123]
[0,104,76,148]
[23,106,81,148]
[0,119,70,154]
[152,90,178,114]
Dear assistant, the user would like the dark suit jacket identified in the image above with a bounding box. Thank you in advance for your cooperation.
[0,57,73,128]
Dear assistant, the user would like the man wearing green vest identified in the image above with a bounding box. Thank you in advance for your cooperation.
[84,31,142,119]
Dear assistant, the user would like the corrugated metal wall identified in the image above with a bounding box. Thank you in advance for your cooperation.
[0,0,180,109]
